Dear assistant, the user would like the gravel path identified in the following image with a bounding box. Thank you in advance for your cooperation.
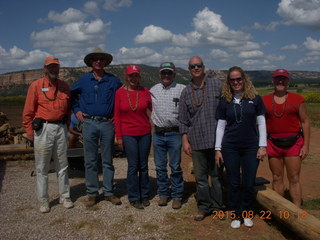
[0,157,196,240]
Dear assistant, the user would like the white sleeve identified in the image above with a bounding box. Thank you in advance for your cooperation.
[215,119,226,150]
[257,115,267,147]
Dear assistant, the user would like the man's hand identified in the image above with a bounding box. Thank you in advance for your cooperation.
[26,134,34,143]
[76,111,84,123]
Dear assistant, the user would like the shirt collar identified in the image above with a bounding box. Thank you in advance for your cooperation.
[162,81,176,89]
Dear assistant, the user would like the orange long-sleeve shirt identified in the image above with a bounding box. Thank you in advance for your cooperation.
[22,76,71,135]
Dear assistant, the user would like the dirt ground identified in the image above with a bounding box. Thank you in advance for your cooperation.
[179,127,320,240]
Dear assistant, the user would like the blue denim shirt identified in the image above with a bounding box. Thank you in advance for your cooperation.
[71,72,122,117]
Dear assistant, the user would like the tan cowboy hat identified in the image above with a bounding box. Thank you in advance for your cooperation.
[84,48,113,67]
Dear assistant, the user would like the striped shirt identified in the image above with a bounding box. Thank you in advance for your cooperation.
[179,71,222,150]
[150,81,186,128]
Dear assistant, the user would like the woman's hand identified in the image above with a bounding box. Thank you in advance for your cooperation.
[117,139,124,151]
[215,150,224,168]
[257,147,266,161]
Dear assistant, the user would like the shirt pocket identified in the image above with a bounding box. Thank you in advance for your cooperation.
[56,93,69,111]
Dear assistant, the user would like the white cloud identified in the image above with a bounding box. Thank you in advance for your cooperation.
[303,37,320,51]
[47,8,86,23]
[103,0,132,11]
[162,47,192,56]
[134,25,173,44]
[0,45,50,73]
[210,49,230,59]
[84,1,100,16]
[238,50,264,58]
[297,55,320,65]
[266,54,286,61]
[251,21,279,31]
[30,19,110,53]
[277,0,320,30]
[134,7,254,49]
[281,44,299,50]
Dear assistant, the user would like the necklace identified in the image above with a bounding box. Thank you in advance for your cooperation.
[42,80,58,101]
[233,101,243,123]
[126,87,139,112]
[191,81,205,107]
[272,93,287,118]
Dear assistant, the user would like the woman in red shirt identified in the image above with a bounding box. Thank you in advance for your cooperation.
[262,69,310,207]
[114,65,152,209]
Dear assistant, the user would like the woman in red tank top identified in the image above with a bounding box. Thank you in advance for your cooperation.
[262,69,310,208]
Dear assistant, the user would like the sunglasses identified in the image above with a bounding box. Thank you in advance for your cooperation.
[160,71,174,76]
[229,77,243,82]
[189,63,203,69]
[92,57,105,62]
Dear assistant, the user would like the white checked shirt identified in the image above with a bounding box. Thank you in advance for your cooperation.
[150,81,186,128]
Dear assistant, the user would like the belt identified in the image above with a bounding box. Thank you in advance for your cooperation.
[46,117,67,124]
[83,115,110,121]
[155,125,179,134]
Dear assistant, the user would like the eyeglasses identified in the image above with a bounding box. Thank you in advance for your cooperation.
[229,77,243,82]
[92,57,105,62]
[189,63,203,69]
[160,71,174,76]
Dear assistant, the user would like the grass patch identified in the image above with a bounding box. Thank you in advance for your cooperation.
[307,103,320,127]
[0,96,26,106]
[302,199,320,210]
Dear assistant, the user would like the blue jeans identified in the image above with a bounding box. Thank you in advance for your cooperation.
[153,131,184,200]
[192,149,224,213]
[221,147,259,219]
[122,134,151,202]
[82,119,115,197]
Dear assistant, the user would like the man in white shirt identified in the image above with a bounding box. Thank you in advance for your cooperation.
[150,62,186,209]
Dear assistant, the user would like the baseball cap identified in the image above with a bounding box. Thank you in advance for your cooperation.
[44,56,60,66]
[125,65,140,75]
[273,69,289,78]
[159,62,175,72]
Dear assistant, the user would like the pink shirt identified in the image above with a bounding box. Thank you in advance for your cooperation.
[114,87,152,140]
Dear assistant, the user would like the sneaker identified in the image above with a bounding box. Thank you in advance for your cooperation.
[85,196,98,208]
[194,210,207,221]
[39,202,50,213]
[231,220,241,229]
[130,200,144,210]
[141,198,150,207]
[172,199,182,209]
[158,197,168,206]
[243,218,253,228]
[105,195,122,205]
[60,198,74,209]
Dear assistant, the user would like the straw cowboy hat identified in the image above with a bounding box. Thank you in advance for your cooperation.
[84,48,113,67]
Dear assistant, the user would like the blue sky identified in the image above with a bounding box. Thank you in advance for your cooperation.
[0,0,320,74]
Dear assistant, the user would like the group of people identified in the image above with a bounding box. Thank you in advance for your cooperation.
[22,48,310,229]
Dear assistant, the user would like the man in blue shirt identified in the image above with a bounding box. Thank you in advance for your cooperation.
[71,48,122,207]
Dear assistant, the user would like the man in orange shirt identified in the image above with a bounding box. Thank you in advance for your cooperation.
[23,56,74,213]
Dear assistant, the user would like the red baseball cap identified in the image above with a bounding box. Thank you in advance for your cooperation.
[273,69,289,78]
[44,56,60,66]
[125,65,140,75]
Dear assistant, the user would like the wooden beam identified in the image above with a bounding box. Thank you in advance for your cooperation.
[255,186,320,240]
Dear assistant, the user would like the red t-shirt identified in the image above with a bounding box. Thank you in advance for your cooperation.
[114,87,152,140]
[263,92,304,134]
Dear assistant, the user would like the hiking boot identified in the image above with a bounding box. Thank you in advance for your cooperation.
[105,195,122,205]
[85,196,98,208]
[243,218,253,228]
[172,199,182,209]
[141,198,150,207]
[158,197,168,206]
[39,202,50,213]
[60,198,74,209]
[130,200,144,210]
[231,220,241,229]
